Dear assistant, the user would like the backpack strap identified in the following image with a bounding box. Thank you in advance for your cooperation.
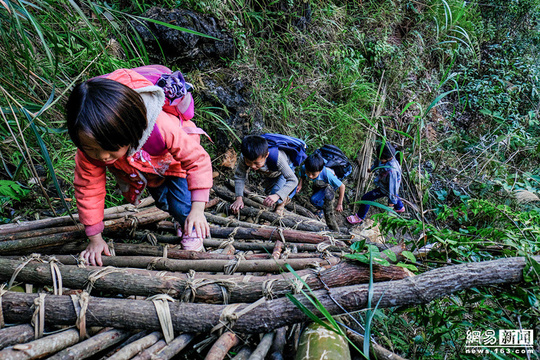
[266,146,280,171]
[142,124,168,156]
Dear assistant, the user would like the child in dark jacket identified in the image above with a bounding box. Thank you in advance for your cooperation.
[347,142,405,224]
[297,152,345,214]
[230,135,298,216]
[66,69,213,265]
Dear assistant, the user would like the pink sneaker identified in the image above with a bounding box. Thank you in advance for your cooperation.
[181,230,205,252]
[346,214,363,224]
[395,207,405,213]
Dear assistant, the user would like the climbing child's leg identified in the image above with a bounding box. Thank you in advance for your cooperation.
[348,188,386,224]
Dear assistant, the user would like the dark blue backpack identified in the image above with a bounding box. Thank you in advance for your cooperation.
[317,144,353,180]
[262,133,308,171]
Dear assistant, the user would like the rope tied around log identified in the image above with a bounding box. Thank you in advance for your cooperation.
[223,253,246,275]
[182,270,237,304]
[0,284,6,328]
[291,275,311,294]
[218,238,235,250]
[281,247,291,259]
[147,257,167,270]
[147,294,175,343]
[262,279,278,299]
[211,296,267,335]
[227,227,240,243]
[85,266,124,294]
[70,291,90,340]
[107,240,116,256]
[8,254,45,290]
[125,214,139,237]
[31,293,46,339]
[254,209,265,223]
[48,257,63,295]
[141,230,158,246]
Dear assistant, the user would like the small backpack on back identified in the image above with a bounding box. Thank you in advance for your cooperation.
[262,133,308,171]
[317,144,352,180]
[96,65,208,156]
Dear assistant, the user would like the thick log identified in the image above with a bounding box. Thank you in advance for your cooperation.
[205,332,239,360]
[204,214,263,229]
[0,324,34,350]
[0,198,155,236]
[225,180,318,219]
[107,331,162,360]
[248,332,275,360]
[208,226,352,244]
[133,232,352,253]
[0,209,169,254]
[1,256,534,334]
[0,258,409,303]
[0,207,160,242]
[10,242,336,260]
[49,255,340,273]
[0,328,81,360]
[47,328,130,360]
[239,207,328,232]
[269,327,287,360]
[150,333,194,360]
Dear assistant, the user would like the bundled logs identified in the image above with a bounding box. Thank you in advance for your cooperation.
[0,193,531,359]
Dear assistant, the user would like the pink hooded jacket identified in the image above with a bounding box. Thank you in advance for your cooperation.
[74,69,213,236]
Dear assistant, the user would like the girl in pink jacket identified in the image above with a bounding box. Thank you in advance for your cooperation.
[66,69,213,265]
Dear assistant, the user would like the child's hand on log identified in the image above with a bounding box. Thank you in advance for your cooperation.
[263,194,280,207]
[230,197,245,214]
[81,234,111,266]
[335,203,343,212]
[185,201,210,238]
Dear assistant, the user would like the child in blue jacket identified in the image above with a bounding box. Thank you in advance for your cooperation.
[347,142,405,224]
[298,152,345,214]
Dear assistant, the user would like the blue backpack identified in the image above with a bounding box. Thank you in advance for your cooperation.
[262,133,308,171]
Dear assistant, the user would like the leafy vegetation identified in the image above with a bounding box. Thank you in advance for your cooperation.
[0,0,539,358]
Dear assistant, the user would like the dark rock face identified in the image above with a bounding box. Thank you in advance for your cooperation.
[197,73,264,151]
[133,7,236,71]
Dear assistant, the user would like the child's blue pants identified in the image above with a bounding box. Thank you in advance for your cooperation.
[148,177,192,226]
[310,186,335,209]
[357,187,404,219]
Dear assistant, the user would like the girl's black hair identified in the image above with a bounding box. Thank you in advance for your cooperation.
[241,135,269,161]
[305,152,325,173]
[375,142,396,160]
[66,78,147,151]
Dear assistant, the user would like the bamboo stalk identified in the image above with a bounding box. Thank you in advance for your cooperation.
[204,332,239,360]
[47,328,131,360]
